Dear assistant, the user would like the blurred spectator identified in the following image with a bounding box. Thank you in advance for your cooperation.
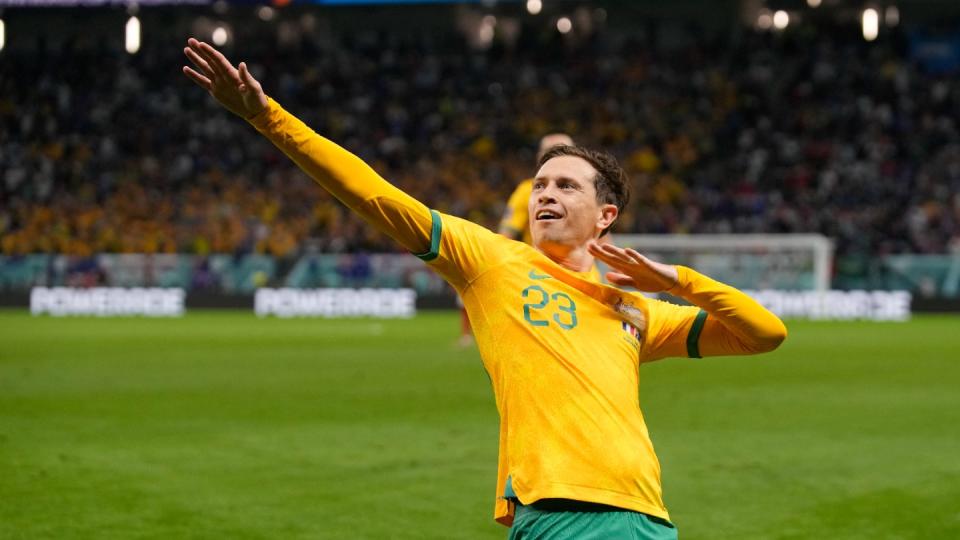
[65,256,105,287]
[191,257,218,290]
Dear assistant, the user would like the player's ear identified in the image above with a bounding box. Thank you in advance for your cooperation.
[597,203,618,233]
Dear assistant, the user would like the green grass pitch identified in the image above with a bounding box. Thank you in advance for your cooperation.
[2,310,959,539]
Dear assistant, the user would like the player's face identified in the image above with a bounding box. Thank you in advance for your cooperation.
[529,155,617,254]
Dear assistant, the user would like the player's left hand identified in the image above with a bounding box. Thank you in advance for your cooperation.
[587,239,679,292]
[182,37,268,119]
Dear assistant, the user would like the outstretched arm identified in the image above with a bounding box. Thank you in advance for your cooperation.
[588,240,787,358]
[182,38,433,256]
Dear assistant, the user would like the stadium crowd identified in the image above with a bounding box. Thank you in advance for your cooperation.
[2,17,959,262]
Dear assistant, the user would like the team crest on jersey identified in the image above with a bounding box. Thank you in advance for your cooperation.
[614,298,646,342]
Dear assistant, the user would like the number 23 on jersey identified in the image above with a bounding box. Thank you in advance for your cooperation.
[522,284,578,330]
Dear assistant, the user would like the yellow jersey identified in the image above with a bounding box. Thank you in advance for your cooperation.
[248,99,787,527]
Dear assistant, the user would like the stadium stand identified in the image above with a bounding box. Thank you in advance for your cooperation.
[1,10,957,269]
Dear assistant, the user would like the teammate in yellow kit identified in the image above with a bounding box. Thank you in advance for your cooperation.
[183,39,787,539]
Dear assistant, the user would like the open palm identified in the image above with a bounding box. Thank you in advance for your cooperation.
[182,38,267,118]
[587,240,679,292]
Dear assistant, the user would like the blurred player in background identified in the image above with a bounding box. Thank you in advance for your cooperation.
[183,39,787,539]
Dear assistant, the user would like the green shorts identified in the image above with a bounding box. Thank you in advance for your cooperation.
[508,499,678,540]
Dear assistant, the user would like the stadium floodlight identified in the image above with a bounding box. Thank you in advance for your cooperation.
[478,17,494,46]
[885,5,899,27]
[526,0,541,15]
[773,10,789,30]
[556,16,571,34]
[807,0,821,7]
[756,9,773,30]
[212,25,228,46]
[257,6,275,21]
[862,8,879,41]
[125,16,140,54]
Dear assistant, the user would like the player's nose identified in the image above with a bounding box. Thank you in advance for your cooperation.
[537,184,559,203]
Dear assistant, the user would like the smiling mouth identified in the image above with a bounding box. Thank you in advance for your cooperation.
[535,210,563,221]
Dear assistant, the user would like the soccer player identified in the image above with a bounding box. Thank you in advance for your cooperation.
[183,39,787,539]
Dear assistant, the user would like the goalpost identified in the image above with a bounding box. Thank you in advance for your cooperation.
[610,234,835,292]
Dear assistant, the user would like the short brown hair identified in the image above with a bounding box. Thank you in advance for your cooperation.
[537,145,630,237]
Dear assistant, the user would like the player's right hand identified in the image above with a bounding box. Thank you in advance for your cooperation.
[587,240,679,293]
[182,37,268,119]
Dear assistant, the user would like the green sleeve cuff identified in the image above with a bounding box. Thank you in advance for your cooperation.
[686,309,708,358]
[414,210,442,262]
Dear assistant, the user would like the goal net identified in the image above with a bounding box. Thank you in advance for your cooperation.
[609,234,834,292]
